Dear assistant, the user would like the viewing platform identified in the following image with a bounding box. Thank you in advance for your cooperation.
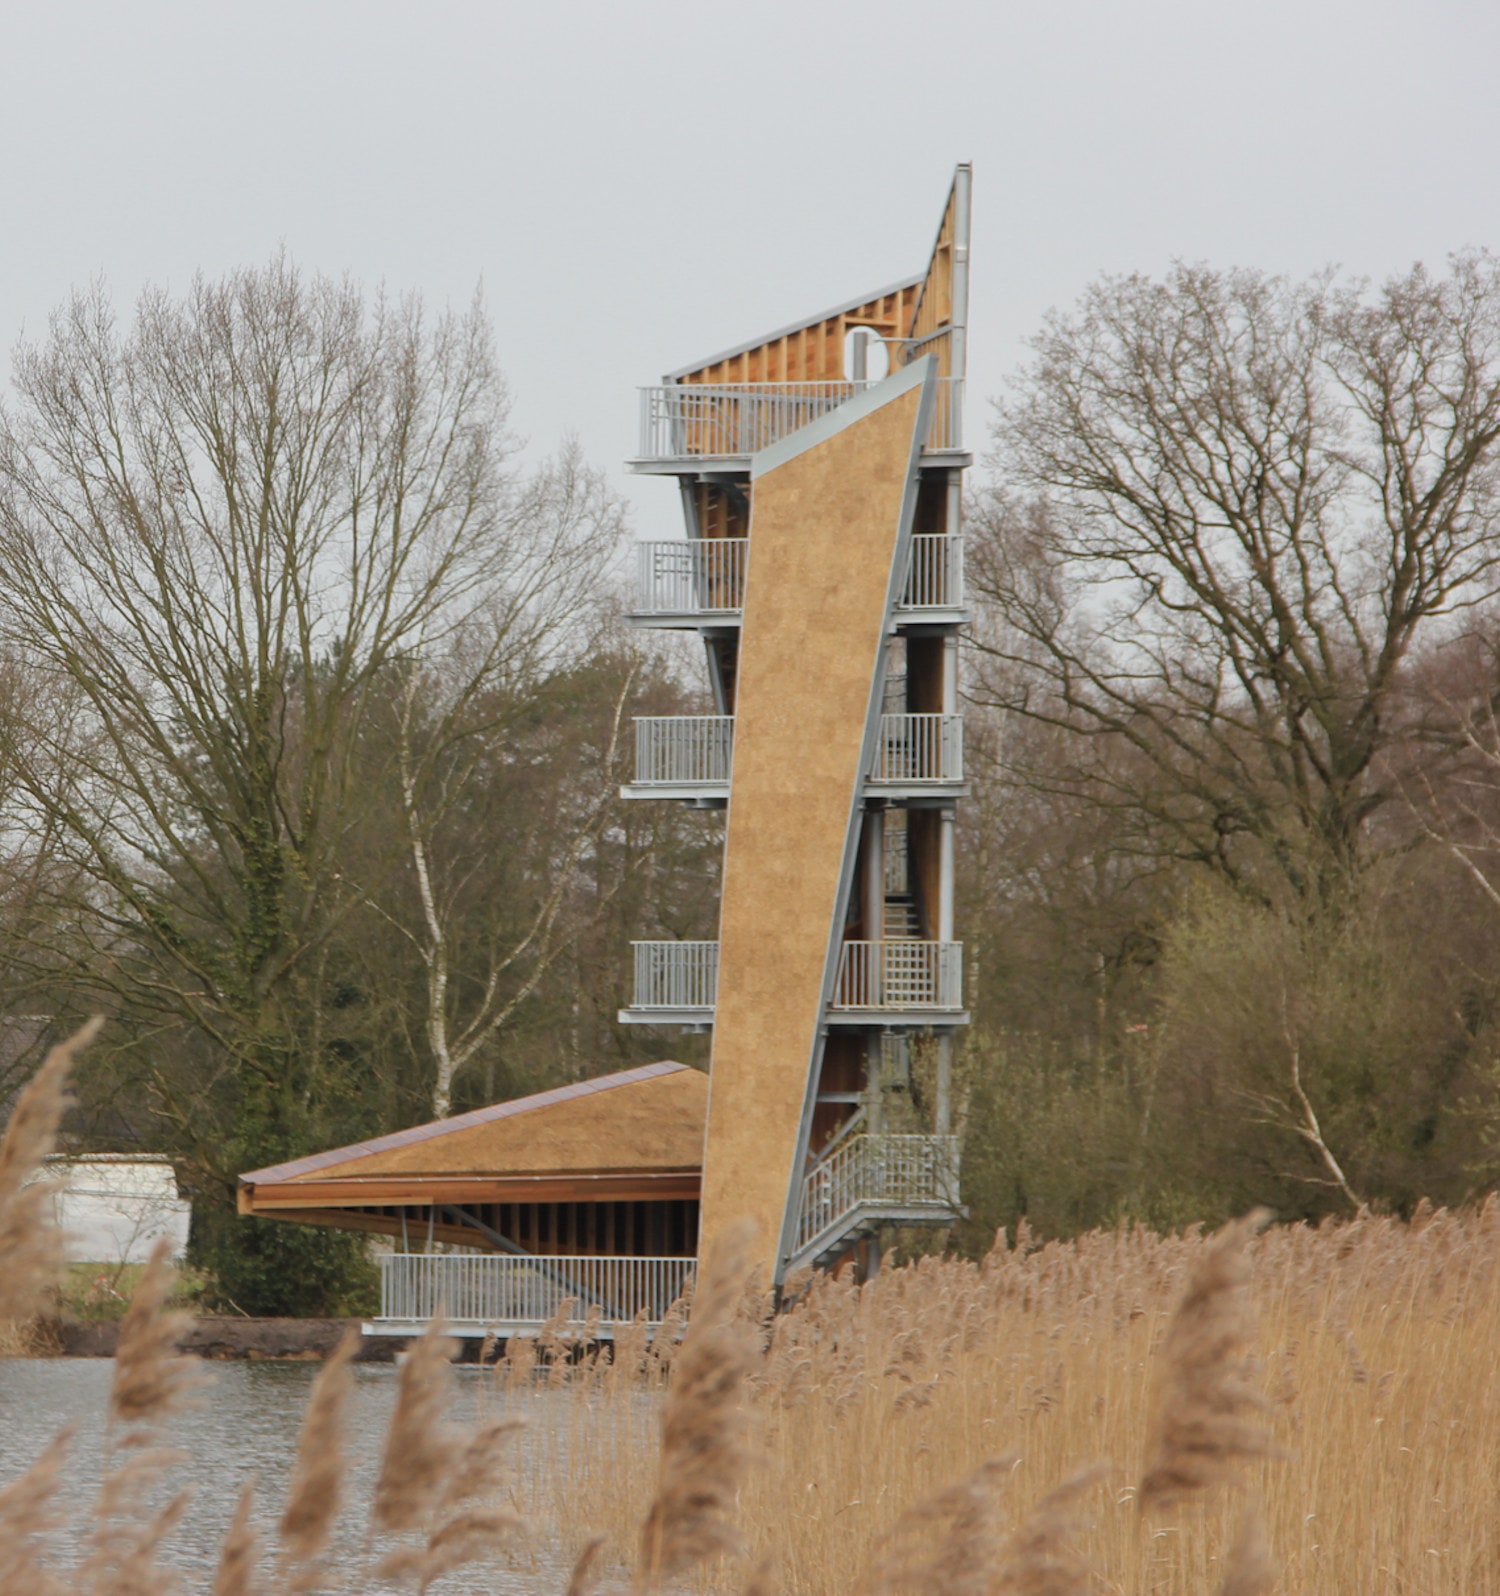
[367,1252,694,1339]
[627,533,966,628]
[620,938,968,1027]
[622,711,965,802]
[628,376,966,474]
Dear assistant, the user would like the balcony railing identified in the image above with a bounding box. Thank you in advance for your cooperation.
[832,941,964,1011]
[635,537,748,616]
[630,534,963,620]
[628,712,961,792]
[375,1252,694,1330]
[868,714,964,784]
[903,532,965,611]
[631,941,719,1012]
[637,378,963,462]
[634,716,734,787]
[626,939,964,1016]
[795,1133,960,1259]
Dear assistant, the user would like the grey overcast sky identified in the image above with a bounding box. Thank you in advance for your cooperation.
[3,0,1498,541]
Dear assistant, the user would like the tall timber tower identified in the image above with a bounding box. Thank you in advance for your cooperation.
[621,167,972,1286]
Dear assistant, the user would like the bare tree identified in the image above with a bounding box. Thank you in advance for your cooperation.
[0,260,622,1305]
[973,255,1500,896]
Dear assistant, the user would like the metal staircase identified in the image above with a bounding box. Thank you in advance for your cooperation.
[787,1130,961,1273]
[883,894,922,938]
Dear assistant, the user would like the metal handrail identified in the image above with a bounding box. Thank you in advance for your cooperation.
[633,716,733,786]
[630,941,718,1010]
[629,534,963,616]
[629,712,961,789]
[832,941,964,1010]
[634,538,748,614]
[638,378,963,459]
[377,1253,694,1327]
[869,714,964,783]
[795,1133,960,1257]
[627,939,963,1012]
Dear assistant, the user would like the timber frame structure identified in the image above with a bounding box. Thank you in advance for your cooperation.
[238,167,972,1333]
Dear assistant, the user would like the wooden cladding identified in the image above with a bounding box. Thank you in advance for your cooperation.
[693,480,751,540]
[252,1197,701,1259]
[675,284,922,388]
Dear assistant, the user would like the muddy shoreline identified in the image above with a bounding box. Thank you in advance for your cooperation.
[50,1316,406,1361]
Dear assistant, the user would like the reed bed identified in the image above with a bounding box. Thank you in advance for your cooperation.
[505,1204,1500,1594]
[4,1027,1500,1593]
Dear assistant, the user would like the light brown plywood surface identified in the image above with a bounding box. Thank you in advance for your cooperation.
[699,379,926,1273]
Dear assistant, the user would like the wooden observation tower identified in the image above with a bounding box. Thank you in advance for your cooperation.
[620,166,972,1284]
[237,168,972,1330]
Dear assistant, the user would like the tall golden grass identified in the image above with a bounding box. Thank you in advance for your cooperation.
[3,1026,1500,1593]
[509,1204,1500,1594]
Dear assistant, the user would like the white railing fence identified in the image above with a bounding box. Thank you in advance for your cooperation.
[870,714,964,783]
[633,716,734,786]
[630,533,962,617]
[634,539,748,615]
[628,940,962,1012]
[638,379,963,460]
[795,1133,961,1256]
[903,533,964,610]
[378,1253,695,1327]
[832,941,964,1010]
[630,712,960,788]
[631,941,719,1010]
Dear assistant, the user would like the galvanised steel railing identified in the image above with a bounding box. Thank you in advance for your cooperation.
[630,534,963,617]
[795,1133,961,1258]
[377,1252,694,1327]
[832,941,964,1010]
[633,716,733,786]
[869,714,964,784]
[638,378,963,460]
[629,712,960,789]
[631,941,719,1010]
[627,940,963,1012]
[902,532,965,610]
[635,537,748,615]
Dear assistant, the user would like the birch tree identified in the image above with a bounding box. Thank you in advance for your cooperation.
[0,260,620,1308]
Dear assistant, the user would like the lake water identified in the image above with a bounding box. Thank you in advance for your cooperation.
[0,1357,598,1593]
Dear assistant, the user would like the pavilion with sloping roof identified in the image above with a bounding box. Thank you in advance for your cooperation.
[238,1061,705,1335]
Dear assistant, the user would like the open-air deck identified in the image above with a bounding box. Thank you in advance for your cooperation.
[620,938,967,1027]
[629,375,965,474]
[628,532,965,627]
[365,1126,962,1333]
[622,711,964,801]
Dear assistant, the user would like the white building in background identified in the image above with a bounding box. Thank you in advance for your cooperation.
[33,1154,192,1264]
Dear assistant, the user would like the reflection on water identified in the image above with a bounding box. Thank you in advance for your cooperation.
[0,1358,571,1593]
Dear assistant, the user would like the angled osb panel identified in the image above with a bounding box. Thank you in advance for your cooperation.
[699,363,935,1278]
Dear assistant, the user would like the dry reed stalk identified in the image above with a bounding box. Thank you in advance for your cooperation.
[372,1318,458,1535]
[87,1486,192,1596]
[564,1535,605,1596]
[1216,1507,1275,1596]
[277,1328,357,1580]
[635,1221,760,1593]
[109,1237,199,1435]
[1138,1210,1276,1512]
[993,1467,1106,1596]
[0,1428,73,1596]
[373,1423,527,1590]
[859,1454,1015,1596]
[0,1018,101,1323]
[212,1483,261,1596]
